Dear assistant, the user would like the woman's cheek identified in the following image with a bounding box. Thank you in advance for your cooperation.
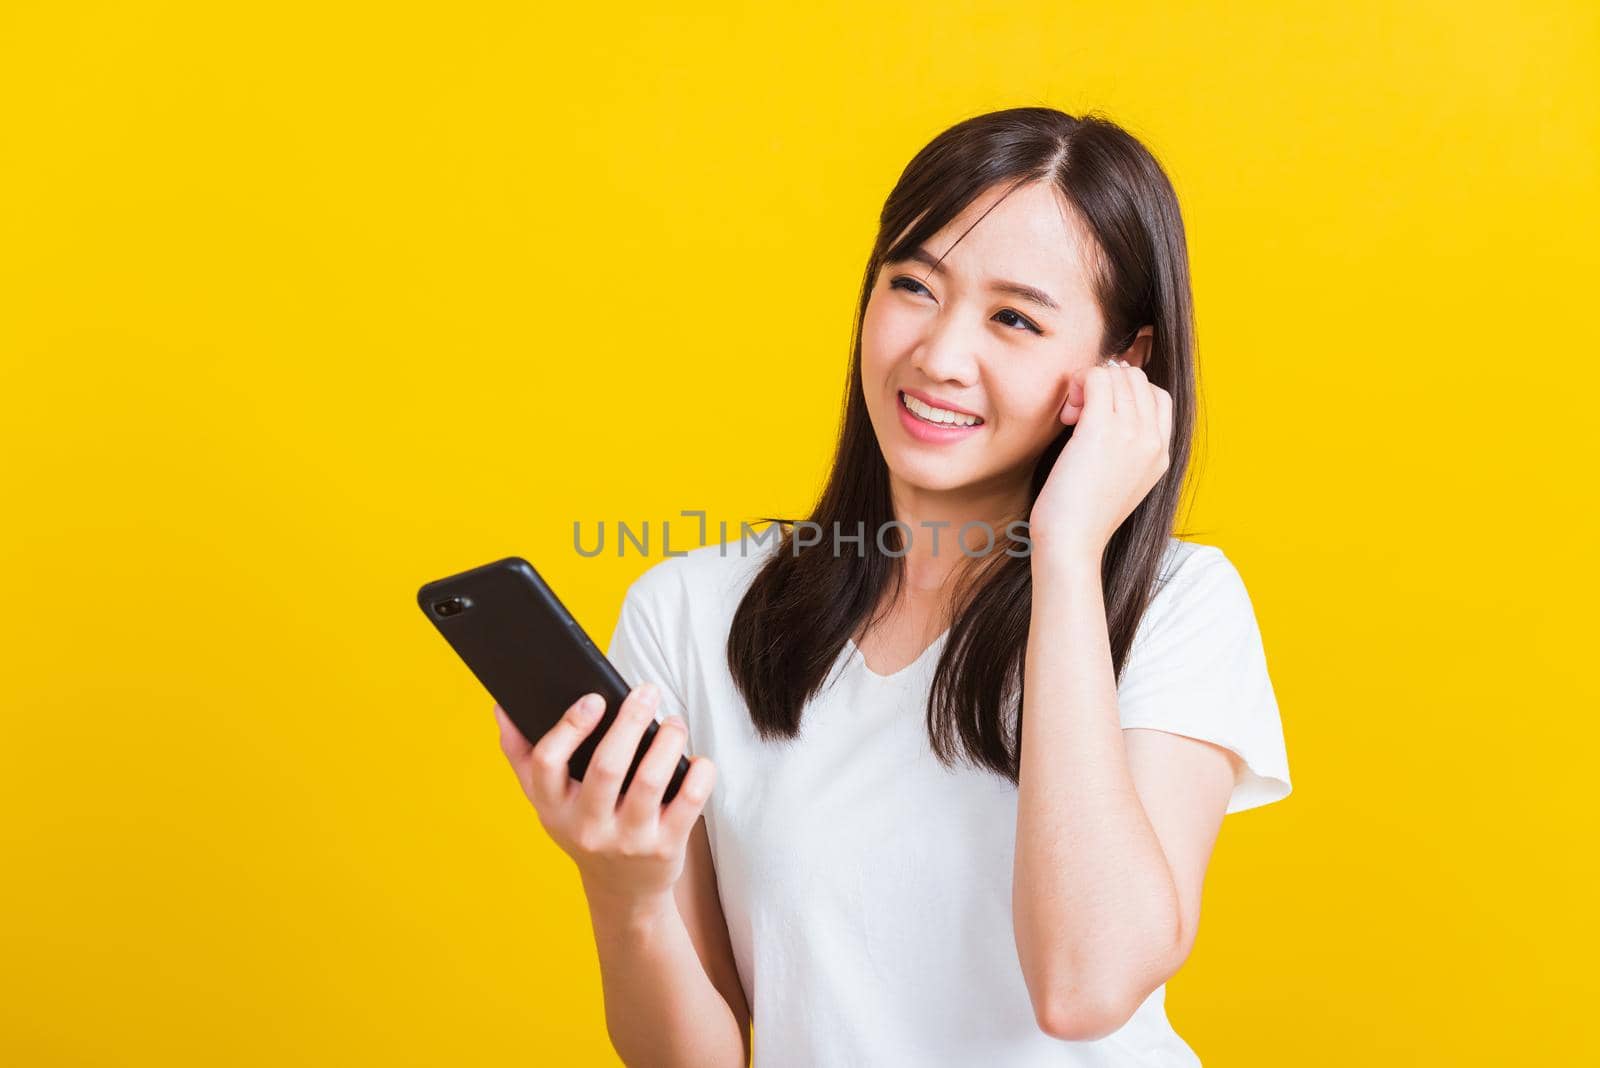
[859,305,896,378]
[995,380,1063,432]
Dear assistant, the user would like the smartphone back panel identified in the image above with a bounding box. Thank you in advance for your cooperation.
[418,557,685,800]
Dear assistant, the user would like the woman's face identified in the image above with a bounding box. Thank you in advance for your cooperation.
[860,180,1124,506]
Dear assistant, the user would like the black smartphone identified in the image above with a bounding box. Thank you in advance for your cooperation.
[417,557,689,805]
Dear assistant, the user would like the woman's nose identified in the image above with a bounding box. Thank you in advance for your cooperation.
[910,319,981,385]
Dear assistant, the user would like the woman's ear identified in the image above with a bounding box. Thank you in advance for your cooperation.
[1120,325,1154,369]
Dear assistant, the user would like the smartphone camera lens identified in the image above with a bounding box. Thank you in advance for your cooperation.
[433,597,466,617]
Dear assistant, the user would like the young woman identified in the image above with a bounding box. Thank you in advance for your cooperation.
[494,107,1292,1066]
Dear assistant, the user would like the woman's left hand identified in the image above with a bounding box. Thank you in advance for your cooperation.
[1029,358,1173,563]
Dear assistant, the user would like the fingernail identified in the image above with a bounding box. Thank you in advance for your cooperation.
[640,682,660,707]
[578,693,603,718]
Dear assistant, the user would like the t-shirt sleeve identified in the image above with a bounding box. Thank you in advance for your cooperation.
[604,565,694,747]
[1115,545,1292,815]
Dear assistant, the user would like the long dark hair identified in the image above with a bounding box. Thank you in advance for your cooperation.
[726,106,1205,782]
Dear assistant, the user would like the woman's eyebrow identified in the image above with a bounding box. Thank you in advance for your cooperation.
[898,245,1061,312]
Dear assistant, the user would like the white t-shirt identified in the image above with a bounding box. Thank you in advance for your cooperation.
[604,532,1291,1067]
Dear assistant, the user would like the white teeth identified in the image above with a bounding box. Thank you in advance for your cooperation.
[902,392,980,427]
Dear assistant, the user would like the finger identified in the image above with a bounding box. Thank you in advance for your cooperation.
[1057,373,1085,425]
[495,703,532,763]
[577,682,661,825]
[1069,374,1083,410]
[1082,364,1114,424]
[526,693,605,805]
[616,713,689,828]
[658,755,717,845]
[1153,385,1173,462]
[1106,360,1133,414]
[1125,364,1156,431]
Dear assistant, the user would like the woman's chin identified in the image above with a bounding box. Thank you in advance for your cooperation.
[883,457,983,495]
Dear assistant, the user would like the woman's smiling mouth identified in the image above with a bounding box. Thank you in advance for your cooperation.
[901,390,984,426]
[897,389,986,443]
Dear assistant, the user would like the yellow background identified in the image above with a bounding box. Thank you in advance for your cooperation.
[3,2,1595,1064]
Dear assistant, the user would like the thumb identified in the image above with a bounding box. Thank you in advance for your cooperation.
[1058,373,1086,426]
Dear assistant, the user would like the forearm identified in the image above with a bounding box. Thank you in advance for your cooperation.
[1013,551,1182,1022]
[585,886,748,1068]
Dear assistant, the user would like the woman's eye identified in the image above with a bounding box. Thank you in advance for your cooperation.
[994,309,1042,335]
[889,276,1042,335]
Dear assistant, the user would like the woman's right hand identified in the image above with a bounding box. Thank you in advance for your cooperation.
[493,682,717,906]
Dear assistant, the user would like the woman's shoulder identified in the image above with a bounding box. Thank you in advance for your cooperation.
[620,526,784,617]
[1146,536,1258,625]
[1156,536,1225,582]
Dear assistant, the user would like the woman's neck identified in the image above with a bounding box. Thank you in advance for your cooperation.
[887,474,1030,592]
